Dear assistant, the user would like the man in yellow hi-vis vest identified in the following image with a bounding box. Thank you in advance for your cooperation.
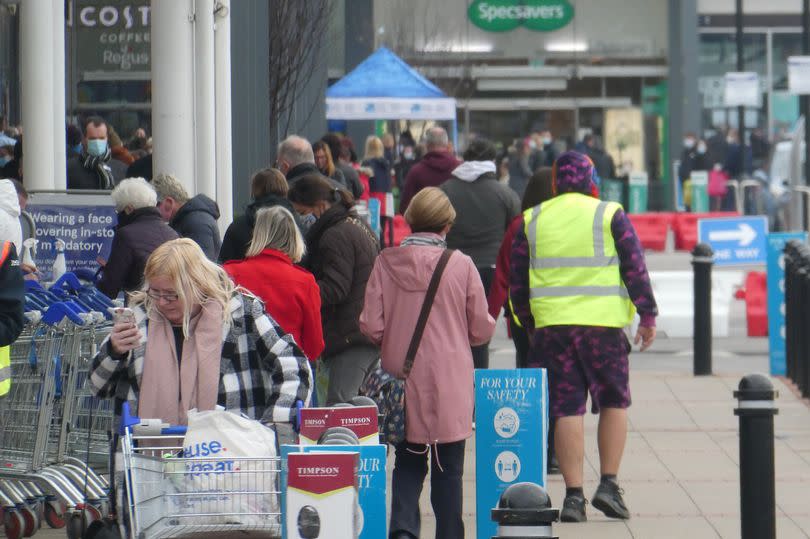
[0,239,25,399]
[510,151,657,523]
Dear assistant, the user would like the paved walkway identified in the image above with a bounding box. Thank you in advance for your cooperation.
[407,330,810,538]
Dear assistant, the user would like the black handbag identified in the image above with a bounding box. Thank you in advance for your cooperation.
[360,249,453,444]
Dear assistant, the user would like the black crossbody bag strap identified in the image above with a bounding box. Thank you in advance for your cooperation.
[402,249,454,377]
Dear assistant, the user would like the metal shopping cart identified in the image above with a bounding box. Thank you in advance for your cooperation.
[120,404,283,539]
[0,274,118,539]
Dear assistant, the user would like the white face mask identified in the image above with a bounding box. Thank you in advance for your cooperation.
[697,143,707,154]
[683,138,695,149]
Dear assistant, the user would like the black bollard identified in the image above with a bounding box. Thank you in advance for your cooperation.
[784,242,798,383]
[692,243,713,376]
[734,374,778,539]
[491,482,559,539]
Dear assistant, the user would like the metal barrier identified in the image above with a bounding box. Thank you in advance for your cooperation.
[739,180,766,216]
[784,240,810,398]
[791,186,810,232]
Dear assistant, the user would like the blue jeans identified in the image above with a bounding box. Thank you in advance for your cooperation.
[390,440,466,539]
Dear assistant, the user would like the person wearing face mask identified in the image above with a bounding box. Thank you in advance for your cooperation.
[288,174,380,405]
[67,116,127,190]
[678,132,700,185]
[0,136,21,182]
[66,124,83,160]
[96,178,179,299]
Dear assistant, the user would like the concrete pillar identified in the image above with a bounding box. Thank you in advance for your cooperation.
[151,0,195,194]
[668,0,701,208]
[229,0,270,213]
[53,0,67,190]
[21,0,55,190]
[194,0,216,200]
[214,0,233,231]
[344,0,375,146]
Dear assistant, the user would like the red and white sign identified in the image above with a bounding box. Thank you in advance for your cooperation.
[299,406,379,445]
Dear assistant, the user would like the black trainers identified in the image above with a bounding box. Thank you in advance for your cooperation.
[560,495,587,522]
[591,480,630,519]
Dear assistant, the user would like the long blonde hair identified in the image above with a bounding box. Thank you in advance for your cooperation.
[246,206,305,262]
[130,238,235,335]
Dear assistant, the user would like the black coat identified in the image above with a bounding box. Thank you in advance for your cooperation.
[0,242,25,346]
[337,161,364,200]
[96,207,179,299]
[304,204,379,357]
[218,194,296,263]
[126,154,153,181]
[170,194,222,260]
[66,155,127,190]
[286,162,321,185]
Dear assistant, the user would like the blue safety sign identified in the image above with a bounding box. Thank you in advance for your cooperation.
[475,369,548,539]
[766,232,807,375]
[698,216,768,266]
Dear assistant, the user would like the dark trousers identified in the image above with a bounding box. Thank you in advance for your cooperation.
[390,440,466,539]
[472,266,495,369]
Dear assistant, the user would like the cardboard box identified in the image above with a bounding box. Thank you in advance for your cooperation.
[285,452,359,539]
[299,406,379,445]
[282,444,387,539]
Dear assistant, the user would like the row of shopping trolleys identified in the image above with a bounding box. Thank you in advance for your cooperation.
[1,274,120,539]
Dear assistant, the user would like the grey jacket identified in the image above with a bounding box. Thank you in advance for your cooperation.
[441,161,521,269]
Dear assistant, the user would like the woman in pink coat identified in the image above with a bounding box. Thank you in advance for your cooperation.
[360,187,495,539]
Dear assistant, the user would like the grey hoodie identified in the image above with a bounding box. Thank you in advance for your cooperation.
[440,161,521,268]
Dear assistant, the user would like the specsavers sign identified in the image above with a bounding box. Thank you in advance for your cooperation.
[468,0,574,32]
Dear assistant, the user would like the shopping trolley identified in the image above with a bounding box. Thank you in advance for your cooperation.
[120,404,283,539]
[0,274,118,538]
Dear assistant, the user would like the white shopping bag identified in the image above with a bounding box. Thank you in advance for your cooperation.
[170,409,279,525]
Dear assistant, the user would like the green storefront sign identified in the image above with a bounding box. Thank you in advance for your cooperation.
[690,170,710,213]
[628,172,649,214]
[468,0,574,32]
[69,0,151,73]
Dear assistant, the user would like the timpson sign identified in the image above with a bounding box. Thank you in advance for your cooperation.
[66,1,151,73]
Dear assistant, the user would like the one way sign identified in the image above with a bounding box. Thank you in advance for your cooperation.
[698,216,768,266]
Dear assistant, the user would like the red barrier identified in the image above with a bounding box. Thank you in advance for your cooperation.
[743,271,768,337]
[672,212,739,252]
[627,213,675,251]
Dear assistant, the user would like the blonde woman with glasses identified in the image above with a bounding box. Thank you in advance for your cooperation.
[89,238,312,429]
[224,206,324,363]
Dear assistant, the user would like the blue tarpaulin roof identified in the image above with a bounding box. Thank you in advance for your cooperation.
[326,47,447,99]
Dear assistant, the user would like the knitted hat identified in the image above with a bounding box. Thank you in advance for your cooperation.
[553,151,596,196]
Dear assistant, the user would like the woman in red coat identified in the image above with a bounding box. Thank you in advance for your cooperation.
[224,206,324,362]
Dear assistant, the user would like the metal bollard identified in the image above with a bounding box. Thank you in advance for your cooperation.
[692,243,713,376]
[734,374,778,539]
[784,242,799,383]
[491,482,559,539]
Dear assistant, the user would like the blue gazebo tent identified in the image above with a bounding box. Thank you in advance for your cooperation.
[326,47,458,149]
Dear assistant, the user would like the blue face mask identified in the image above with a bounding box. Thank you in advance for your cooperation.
[73,143,83,155]
[298,212,317,231]
[0,156,9,167]
[87,139,108,157]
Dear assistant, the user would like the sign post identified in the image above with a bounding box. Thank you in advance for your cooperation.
[628,172,648,213]
[698,215,768,266]
[788,56,810,95]
[691,170,710,213]
[475,369,548,539]
[766,232,807,375]
[724,72,761,108]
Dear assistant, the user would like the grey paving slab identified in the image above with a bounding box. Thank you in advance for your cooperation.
[626,516,720,538]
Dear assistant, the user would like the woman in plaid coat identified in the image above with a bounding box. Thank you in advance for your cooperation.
[89,238,312,428]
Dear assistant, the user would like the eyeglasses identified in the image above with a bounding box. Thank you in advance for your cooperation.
[147,289,179,302]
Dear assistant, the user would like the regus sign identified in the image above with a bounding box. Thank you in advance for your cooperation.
[468,0,574,32]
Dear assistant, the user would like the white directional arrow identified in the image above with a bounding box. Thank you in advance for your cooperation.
[708,223,758,246]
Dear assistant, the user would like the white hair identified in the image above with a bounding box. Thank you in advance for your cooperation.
[278,135,315,168]
[110,177,157,212]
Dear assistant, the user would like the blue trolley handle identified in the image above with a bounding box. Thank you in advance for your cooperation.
[294,399,304,433]
[120,402,188,436]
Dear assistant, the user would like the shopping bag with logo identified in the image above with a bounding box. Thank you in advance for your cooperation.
[360,250,453,445]
[172,409,278,524]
